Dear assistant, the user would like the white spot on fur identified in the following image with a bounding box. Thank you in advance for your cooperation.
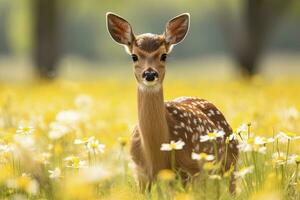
[193,119,197,125]
[174,125,181,129]
[201,125,205,132]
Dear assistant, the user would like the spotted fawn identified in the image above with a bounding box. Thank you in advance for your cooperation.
[106,12,238,193]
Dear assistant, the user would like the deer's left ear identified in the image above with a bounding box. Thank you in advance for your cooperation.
[164,13,190,46]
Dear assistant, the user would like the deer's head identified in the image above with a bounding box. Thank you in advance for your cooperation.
[106,12,190,89]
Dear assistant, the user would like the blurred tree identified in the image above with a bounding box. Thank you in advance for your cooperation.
[0,5,10,54]
[32,0,60,79]
[220,0,294,76]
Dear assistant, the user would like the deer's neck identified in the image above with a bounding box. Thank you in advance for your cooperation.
[137,85,170,175]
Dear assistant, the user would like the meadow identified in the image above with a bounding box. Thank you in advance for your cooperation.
[0,70,300,200]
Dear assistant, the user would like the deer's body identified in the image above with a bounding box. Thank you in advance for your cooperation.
[106,12,239,193]
[131,89,238,189]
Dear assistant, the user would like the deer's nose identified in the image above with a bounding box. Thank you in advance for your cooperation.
[142,69,158,82]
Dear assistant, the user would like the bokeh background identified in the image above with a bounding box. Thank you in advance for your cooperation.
[0,0,299,81]
[0,1,300,199]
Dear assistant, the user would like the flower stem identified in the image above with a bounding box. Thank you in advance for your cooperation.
[285,139,290,167]
[88,151,91,166]
[247,123,251,139]
[252,151,260,187]
[213,141,219,162]
[171,150,176,171]
[295,163,299,184]
[93,150,97,165]
[121,146,127,178]
[281,165,285,187]
[216,179,220,200]
[224,140,229,171]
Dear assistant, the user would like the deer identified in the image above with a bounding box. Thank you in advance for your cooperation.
[106,12,239,193]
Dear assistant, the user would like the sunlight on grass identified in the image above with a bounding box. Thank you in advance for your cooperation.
[0,76,299,199]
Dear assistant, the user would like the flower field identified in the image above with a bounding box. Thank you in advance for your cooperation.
[0,75,300,200]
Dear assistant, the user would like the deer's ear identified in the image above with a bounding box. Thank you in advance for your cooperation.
[164,13,190,46]
[106,12,134,46]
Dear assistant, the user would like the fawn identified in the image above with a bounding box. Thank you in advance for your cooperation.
[106,12,239,193]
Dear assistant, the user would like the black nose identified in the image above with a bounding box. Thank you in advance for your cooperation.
[142,70,158,82]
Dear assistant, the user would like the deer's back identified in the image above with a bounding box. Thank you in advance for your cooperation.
[165,97,238,172]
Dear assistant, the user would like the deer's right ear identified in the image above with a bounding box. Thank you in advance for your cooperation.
[106,12,134,47]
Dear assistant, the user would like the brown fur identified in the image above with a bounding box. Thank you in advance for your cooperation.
[135,34,165,53]
[106,12,239,193]
[131,87,171,188]
[131,95,239,192]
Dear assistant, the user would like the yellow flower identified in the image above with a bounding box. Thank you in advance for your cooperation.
[6,174,39,194]
[203,162,219,171]
[174,192,192,200]
[54,143,63,156]
[117,136,128,147]
[157,169,175,181]
[223,165,235,178]
[297,180,300,191]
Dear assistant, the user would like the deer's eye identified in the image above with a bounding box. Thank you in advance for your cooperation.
[160,53,167,62]
[131,54,138,62]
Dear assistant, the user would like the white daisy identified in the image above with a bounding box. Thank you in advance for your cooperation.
[191,152,215,161]
[200,130,225,142]
[16,125,35,135]
[234,166,254,179]
[48,167,61,179]
[275,131,300,143]
[86,138,105,154]
[160,140,185,151]
[64,156,87,169]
